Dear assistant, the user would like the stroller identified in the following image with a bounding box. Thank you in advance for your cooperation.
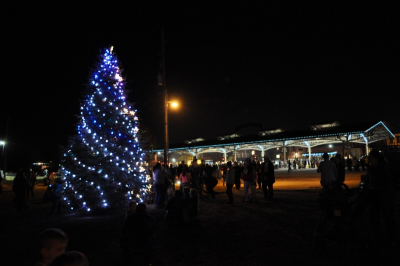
[314,183,369,253]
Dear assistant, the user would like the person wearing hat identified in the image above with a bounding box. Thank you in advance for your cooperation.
[317,152,338,190]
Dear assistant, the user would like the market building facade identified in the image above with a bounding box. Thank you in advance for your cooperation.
[153,121,395,167]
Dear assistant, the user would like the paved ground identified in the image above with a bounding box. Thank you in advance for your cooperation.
[1,168,364,194]
[0,168,398,266]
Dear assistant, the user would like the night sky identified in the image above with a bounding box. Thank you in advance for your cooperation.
[2,2,400,170]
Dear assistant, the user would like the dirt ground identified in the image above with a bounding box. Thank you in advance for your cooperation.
[1,172,399,266]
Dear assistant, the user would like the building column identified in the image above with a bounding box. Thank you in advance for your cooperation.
[283,142,287,167]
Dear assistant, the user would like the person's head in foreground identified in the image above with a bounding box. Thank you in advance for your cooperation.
[37,228,69,266]
[49,251,89,266]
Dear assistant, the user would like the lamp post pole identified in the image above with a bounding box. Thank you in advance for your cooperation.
[2,117,8,180]
[162,29,169,166]
[0,141,4,180]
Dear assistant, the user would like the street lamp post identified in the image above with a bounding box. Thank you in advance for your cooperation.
[161,29,169,166]
[160,28,179,166]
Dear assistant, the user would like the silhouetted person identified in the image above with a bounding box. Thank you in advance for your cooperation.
[226,161,235,203]
[49,251,88,266]
[35,228,68,266]
[169,164,177,191]
[165,190,184,228]
[317,153,339,218]
[190,159,202,197]
[177,160,188,179]
[153,163,165,208]
[334,153,345,184]
[233,162,241,191]
[360,156,366,171]
[121,203,155,265]
[346,157,352,171]
[125,201,137,218]
[261,156,275,199]
[49,178,64,215]
[241,158,258,203]
[13,170,28,212]
[256,161,262,189]
[26,170,35,200]
[317,153,338,191]
[366,150,396,244]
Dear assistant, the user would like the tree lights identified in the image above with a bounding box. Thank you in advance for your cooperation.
[60,47,151,212]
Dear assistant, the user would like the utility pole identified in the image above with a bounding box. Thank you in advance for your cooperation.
[161,28,168,166]
[4,117,9,181]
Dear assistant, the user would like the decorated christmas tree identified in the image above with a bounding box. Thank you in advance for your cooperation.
[60,47,151,212]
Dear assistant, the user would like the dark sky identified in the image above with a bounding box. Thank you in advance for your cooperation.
[2,2,400,170]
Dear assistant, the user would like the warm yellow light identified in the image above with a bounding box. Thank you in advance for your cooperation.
[115,73,123,82]
[197,159,202,165]
[171,102,178,108]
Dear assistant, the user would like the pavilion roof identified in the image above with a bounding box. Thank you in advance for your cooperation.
[154,121,394,152]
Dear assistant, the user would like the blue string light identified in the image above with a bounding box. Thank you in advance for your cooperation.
[60,47,151,212]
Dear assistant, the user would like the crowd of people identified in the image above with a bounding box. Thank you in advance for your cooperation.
[7,150,396,265]
[110,157,278,264]
[147,156,277,208]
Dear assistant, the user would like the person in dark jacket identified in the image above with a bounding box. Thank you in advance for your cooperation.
[233,162,242,191]
[26,170,35,200]
[190,159,203,197]
[153,163,165,208]
[334,153,346,184]
[261,156,275,199]
[366,150,396,244]
[165,190,184,228]
[13,169,28,212]
[121,203,155,265]
[346,157,352,171]
[49,177,64,215]
[203,169,217,198]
